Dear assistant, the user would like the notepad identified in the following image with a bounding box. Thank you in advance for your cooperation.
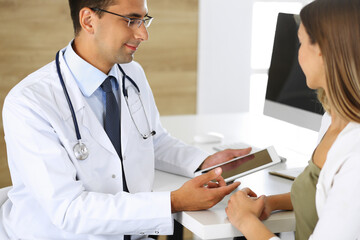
[269,167,304,180]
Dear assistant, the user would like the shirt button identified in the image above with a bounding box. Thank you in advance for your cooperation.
[112,174,116,178]
[140,232,145,235]
[123,156,126,161]
[155,231,159,234]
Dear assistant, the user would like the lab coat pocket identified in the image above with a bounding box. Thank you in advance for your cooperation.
[126,87,152,137]
[65,137,123,193]
[126,86,143,115]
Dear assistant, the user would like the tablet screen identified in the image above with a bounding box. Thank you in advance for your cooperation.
[203,149,273,180]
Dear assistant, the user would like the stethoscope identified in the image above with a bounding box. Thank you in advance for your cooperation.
[55,51,156,160]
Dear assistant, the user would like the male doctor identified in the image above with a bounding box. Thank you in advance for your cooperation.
[1,0,250,239]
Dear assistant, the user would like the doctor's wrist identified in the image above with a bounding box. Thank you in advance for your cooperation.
[170,190,183,213]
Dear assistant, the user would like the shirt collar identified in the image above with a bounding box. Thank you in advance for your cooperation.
[63,40,120,97]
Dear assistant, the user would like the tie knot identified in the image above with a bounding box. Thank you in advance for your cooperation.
[101,76,116,93]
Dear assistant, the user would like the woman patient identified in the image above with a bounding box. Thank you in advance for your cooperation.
[226,0,360,239]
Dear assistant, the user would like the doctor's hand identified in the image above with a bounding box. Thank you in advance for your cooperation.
[170,168,240,213]
[200,147,252,170]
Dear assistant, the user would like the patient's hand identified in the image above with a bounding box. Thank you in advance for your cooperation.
[259,195,273,220]
[226,187,265,230]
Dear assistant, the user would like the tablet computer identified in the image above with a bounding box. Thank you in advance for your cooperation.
[195,146,281,183]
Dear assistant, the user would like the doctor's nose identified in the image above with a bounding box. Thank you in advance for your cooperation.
[134,24,149,42]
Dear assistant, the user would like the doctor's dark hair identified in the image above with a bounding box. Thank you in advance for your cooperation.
[68,0,115,36]
[300,0,360,123]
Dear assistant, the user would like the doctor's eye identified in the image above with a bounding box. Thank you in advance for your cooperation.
[127,17,153,29]
[128,19,141,27]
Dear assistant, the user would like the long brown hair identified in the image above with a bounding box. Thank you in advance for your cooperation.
[300,0,360,123]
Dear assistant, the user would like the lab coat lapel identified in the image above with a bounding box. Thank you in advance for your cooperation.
[81,103,119,157]
[118,66,130,155]
[52,51,119,158]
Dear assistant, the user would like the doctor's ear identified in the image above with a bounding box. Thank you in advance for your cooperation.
[78,7,96,35]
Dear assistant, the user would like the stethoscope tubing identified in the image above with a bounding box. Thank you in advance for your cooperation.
[56,50,155,160]
[118,65,140,98]
[55,52,143,142]
[118,64,156,139]
[56,51,82,141]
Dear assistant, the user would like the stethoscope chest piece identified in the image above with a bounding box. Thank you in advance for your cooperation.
[73,141,89,160]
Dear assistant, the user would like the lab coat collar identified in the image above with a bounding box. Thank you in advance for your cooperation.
[52,48,84,121]
[63,41,120,96]
[52,48,119,158]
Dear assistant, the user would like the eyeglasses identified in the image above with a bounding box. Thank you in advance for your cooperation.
[91,7,153,29]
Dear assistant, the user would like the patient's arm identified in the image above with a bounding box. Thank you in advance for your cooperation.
[260,192,293,220]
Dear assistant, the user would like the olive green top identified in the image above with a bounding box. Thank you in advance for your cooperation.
[290,160,321,240]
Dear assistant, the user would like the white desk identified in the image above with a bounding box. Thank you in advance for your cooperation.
[154,113,318,239]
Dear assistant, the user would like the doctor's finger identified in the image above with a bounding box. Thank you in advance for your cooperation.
[213,174,227,187]
[194,168,222,186]
[214,181,240,197]
[206,182,220,188]
[206,175,229,188]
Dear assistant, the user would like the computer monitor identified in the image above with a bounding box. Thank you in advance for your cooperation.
[263,13,324,131]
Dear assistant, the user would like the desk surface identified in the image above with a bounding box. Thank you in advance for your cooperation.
[154,113,318,239]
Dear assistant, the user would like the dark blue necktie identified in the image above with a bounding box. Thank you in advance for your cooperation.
[101,76,121,156]
[101,76,131,240]
[101,76,129,191]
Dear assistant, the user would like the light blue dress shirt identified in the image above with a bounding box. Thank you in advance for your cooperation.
[63,40,122,126]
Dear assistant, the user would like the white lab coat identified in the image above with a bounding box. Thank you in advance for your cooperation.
[1,48,208,239]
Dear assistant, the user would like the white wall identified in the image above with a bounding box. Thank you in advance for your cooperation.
[197,0,253,114]
[197,0,313,115]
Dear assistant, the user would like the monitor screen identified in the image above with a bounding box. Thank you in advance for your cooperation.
[264,13,324,131]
